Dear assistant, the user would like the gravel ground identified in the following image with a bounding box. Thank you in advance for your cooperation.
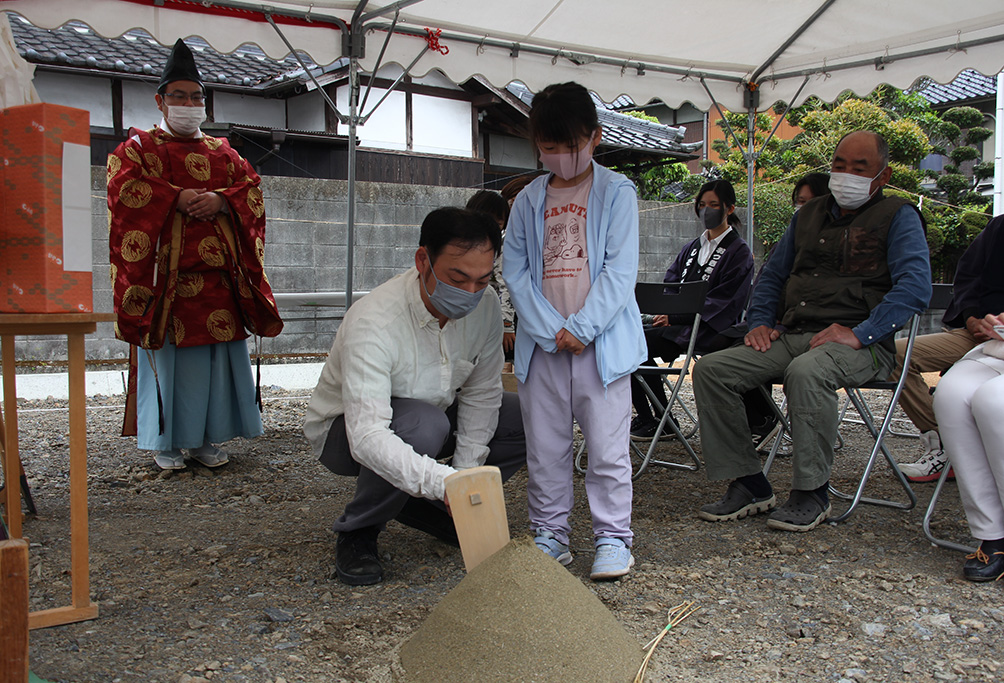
[9,381,1004,683]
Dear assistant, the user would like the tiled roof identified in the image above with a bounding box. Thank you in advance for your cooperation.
[508,82,701,156]
[6,12,317,89]
[917,69,998,106]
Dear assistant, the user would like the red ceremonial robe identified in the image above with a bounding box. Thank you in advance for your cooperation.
[107,126,283,433]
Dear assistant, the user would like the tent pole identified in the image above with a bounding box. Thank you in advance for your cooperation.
[746,106,755,248]
[994,71,1003,217]
[346,56,359,309]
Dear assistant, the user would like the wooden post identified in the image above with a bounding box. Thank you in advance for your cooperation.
[0,539,29,683]
[1,335,22,537]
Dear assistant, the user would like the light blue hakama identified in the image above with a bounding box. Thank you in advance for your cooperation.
[136,340,263,451]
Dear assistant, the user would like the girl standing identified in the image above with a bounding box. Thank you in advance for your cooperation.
[502,82,645,580]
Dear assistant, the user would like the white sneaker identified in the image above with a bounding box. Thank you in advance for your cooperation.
[154,450,186,470]
[898,430,953,483]
[534,530,573,566]
[190,443,230,468]
[590,537,634,580]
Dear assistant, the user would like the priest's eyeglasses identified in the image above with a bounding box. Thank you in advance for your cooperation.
[163,91,206,105]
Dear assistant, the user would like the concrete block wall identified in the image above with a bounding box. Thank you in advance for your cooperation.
[12,168,740,362]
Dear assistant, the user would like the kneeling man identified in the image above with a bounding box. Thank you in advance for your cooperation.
[304,208,526,584]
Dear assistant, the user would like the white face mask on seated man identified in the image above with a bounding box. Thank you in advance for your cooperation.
[828,168,885,210]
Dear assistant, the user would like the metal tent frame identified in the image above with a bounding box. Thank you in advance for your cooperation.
[4,0,1004,308]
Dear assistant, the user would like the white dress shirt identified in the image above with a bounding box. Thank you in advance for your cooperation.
[698,226,733,266]
[303,267,504,501]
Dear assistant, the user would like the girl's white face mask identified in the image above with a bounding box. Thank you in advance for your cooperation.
[166,105,206,137]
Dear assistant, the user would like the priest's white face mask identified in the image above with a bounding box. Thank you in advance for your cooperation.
[165,105,206,137]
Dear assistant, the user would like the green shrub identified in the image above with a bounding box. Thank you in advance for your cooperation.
[949,146,979,165]
[925,220,946,256]
[941,106,984,129]
[936,173,969,199]
[965,127,993,146]
[735,182,796,247]
[888,163,921,193]
[973,161,995,181]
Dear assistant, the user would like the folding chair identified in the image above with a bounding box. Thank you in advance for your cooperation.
[587,280,709,480]
[762,313,921,523]
[836,283,955,440]
[922,462,976,554]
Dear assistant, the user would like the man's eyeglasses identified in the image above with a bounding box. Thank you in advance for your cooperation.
[163,91,205,105]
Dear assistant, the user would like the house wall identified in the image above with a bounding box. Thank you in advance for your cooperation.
[121,80,160,131]
[33,72,114,127]
[11,167,727,362]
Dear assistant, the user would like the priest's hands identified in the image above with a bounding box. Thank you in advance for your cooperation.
[178,188,225,220]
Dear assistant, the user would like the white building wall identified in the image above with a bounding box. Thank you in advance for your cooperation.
[214,92,285,129]
[412,95,472,156]
[488,133,536,169]
[338,85,406,150]
[32,72,113,128]
[121,80,160,131]
[287,90,325,132]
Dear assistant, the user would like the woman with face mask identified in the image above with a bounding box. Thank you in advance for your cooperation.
[629,179,754,441]
[502,81,646,581]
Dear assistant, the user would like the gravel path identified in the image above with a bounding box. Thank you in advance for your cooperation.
[9,383,1003,683]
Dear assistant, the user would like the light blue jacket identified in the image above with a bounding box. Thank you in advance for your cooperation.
[502,162,646,387]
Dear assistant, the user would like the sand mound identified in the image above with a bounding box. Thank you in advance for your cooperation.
[398,536,642,682]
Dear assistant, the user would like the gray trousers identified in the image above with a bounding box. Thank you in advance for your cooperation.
[693,332,894,491]
[320,392,526,532]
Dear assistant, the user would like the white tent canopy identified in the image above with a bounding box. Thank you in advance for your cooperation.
[6,0,1003,111]
[5,0,1003,302]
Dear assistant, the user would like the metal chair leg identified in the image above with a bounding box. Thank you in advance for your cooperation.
[922,461,976,554]
[827,388,916,522]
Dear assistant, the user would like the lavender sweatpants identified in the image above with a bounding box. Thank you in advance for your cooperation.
[519,344,633,546]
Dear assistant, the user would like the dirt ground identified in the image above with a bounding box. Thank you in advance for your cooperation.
[9,380,1004,683]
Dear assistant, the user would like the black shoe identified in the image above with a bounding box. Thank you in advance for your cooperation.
[630,415,677,442]
[963,547,1004,582]
[766,489,831,532]
[750,416,780,448]
[698,480,776,522]
[335,526,383,586]
[394,497,460,547]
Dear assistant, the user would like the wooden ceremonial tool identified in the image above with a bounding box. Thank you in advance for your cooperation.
[444,466,510,573]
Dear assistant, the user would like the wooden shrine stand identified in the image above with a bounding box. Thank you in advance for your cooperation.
[0,313,114,630]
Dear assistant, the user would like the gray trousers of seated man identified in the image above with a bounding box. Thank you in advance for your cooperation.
[693,332,894,491]
[320,392,526,532]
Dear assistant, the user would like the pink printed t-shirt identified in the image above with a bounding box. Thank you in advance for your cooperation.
[541,176,592,318]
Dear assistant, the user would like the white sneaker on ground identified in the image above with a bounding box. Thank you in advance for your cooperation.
[590,537,634,581]
[898,430,953,483]
[534,530,572,566]
[154,450,186,470]
[190,443,230,468]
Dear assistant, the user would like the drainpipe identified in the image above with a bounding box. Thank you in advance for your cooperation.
[994,71,1003,216]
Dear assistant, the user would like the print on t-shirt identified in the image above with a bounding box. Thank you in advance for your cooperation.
[542,181,591,318]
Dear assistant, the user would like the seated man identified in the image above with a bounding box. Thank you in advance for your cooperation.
[303,208,526,585]
[894,213,1004,482]
[693,130,932,532]
[630,179,754,440]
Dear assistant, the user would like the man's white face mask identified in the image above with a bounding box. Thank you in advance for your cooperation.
[166,105,206,137]
[828,168,885,210]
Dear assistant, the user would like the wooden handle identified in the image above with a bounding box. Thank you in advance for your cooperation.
[444,466,510,573]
